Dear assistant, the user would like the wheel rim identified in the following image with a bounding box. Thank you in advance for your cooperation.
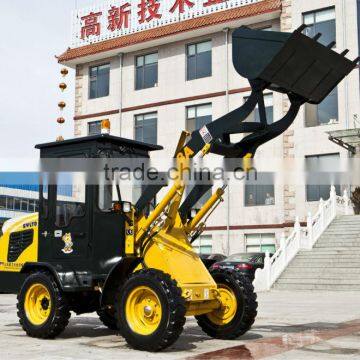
[207,284,237,325]
[24,283,52,326]
[125,286,162,335]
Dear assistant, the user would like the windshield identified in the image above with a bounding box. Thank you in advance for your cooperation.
[225,253,257,262]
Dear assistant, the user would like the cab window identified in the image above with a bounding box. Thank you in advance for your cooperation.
[55,174,86,227]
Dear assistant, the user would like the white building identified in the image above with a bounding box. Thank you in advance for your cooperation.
[58,0,360,255]
[0,187,39,228]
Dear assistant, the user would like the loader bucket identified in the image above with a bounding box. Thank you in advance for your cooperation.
[233,26,358,104]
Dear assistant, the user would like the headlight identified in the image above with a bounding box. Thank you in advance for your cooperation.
[122,201,132,213]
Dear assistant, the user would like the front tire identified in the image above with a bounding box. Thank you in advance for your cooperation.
[17,270,71,339]
[115,269,186,351]
[196,269,257,339]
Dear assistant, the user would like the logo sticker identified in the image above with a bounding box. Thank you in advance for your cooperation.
[199,125,213,144]
[61,233,74,254]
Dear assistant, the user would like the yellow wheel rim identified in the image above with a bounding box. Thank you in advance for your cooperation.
[207,284,237,325]
[24,284,52,326]
[125,286,162,335]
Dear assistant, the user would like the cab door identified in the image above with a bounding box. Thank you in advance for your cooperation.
[38,177,91,261]
[51,181,90,260]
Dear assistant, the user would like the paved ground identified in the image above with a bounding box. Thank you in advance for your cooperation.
[1,290,360,359]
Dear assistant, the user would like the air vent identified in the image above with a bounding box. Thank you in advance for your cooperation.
[7,229,34,262]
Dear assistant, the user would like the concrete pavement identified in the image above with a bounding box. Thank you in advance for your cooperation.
[1,290,360,359]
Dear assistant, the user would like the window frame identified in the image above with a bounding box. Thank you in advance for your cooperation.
[134,112,158,145]
[135,52,159,90]
[244,172,275,207]
[54,181,87,229]
[244,93,274,125]
[186,103,212,133]
[302,6,336,46]
[0,195,39,213]
[245,233,276,254]
[88,120,103,136]
[305,153,341,202]
[305,87,338,127]
[186,40,212,81]
[89,63,110,100]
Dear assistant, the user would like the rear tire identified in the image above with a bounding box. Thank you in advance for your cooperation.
[17,270,71,339]
[196,269,257,339]
[115,269,186,351]
[97,308,118,330]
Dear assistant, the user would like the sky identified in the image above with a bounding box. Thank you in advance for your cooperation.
[0,0,96,161]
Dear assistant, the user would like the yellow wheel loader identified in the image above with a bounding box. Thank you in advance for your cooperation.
[0,26,357,351]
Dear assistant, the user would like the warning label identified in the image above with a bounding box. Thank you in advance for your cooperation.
[199,125,213,144]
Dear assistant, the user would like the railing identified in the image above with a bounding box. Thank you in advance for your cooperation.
[253,186,354,292]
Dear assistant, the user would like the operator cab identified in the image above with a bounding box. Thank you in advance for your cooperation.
[35,134,162,288]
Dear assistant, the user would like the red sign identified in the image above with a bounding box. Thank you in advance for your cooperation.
[108,3,131,31]
[78,0,231,41]
[81,11,102,39]
[170,0,195,14]
[138,0,162,23]
[204,0,224,6]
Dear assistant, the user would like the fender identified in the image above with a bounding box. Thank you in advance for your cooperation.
[21,262,94,292]
[100,257,142,307]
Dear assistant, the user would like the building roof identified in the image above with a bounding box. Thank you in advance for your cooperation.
[58,0,281,63]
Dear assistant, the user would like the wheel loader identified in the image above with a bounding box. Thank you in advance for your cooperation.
[0,26,357,351]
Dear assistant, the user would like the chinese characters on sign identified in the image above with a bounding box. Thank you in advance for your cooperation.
[108,3,131,31]
[80,0,226,39]
[81,11,102,39]
[170,0,195,14]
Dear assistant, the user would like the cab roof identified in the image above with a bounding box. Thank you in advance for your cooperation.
[35,134,163,152]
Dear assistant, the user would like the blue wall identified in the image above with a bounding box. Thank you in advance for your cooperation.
[0,173,73,196]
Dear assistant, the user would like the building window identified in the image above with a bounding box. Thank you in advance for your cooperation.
[135,53,158,90]
[0,196,5,209]
[0,195,39,213]
[88,120,102,136]
[245,173,275,207]
[306,154,341,202]
[186,103,212,133]
[245,233,276,254]
[192,234,213,255]
[305,87,338,127]
[135,112,158,145]
[89,63,110,99]
[303,7,336,46]
[187,40,212,81]
[245,93,273,124]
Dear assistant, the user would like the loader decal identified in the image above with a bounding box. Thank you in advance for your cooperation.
[61,233,74,254]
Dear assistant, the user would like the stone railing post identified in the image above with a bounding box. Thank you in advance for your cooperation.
[319,198,325,231]
[280,232,286,267]
[330,185,337,218]
[294,216,301,247]
[343,189,351,215]
[306,212,313,249]
[264,251,271,291]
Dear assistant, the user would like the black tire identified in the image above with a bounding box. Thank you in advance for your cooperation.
[97,308,118,330]
[196,268,257,339]
[17,270,71,339]
[115,269,186,351]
